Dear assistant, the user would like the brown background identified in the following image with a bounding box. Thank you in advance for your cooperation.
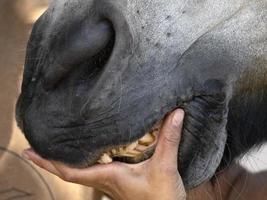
[0,1,104,199]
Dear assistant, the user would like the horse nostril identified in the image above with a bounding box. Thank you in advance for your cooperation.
[43,20,114,91]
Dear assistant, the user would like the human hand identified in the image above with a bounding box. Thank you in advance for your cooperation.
[23,109,186,200]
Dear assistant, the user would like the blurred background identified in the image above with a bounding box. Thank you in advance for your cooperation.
[0,0,104,199]
[0,0,266,200]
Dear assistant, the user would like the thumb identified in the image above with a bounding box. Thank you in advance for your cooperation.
[153,109,184,166]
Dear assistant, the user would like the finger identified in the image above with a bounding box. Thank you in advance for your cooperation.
[53,161,138,189]
[153,109,184,166]
[22,149,62,177]
[23,149,130,187]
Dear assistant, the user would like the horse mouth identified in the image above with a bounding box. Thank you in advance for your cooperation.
[97,122,161,164]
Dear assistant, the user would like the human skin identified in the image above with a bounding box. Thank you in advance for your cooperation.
[22,109,267,200]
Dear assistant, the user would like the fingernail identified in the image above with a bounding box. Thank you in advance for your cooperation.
[172,109,185,126]
[22,150,30,160]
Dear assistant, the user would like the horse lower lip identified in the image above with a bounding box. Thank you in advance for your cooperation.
[97,123,161,164]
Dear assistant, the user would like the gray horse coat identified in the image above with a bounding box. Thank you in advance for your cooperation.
[16,0,267,188]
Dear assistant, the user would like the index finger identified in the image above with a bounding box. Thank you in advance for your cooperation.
[23,149,128,187]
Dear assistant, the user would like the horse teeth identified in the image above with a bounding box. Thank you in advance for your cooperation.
[127,149,141,155]
[98,153,113,164]
[125,141,138,151]
[135,144,148,152]
[120,152,139,157]
[97,123,161,164]
[118,147,124,154]
[111,149,117,155]
[139,133,154,145]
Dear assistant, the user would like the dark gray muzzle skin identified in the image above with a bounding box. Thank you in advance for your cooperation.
[16,0,267,189]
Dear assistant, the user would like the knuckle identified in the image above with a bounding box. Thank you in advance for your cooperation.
[158,163,177,176]
[163,134,179,146]
[35,162,44,169]
[61,171,75,182]
[99,167,115,188]
[101,166,121,189]
[101,174,113,189]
